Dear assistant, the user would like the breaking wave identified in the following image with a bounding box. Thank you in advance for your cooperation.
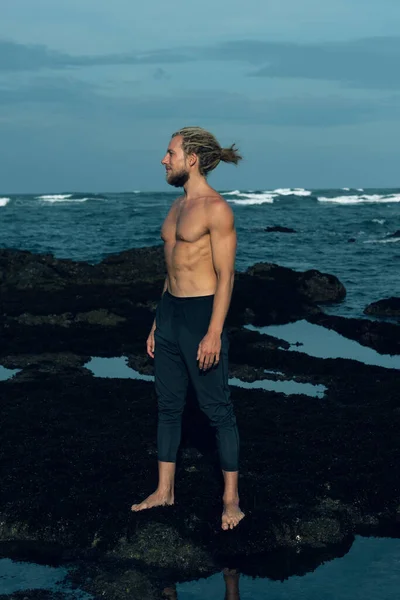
[36,194,105,203]
[227,193,276,205]
[36,194,73,200]
[318,194,400,205]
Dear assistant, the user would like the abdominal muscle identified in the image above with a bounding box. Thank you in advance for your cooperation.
[165,237,217,297]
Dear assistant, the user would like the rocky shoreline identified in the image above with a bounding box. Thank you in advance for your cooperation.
[0,246,399,599]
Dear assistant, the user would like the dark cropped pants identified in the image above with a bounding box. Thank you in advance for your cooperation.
[154,290,239,472]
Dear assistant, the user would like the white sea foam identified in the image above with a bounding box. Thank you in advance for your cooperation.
[364,237,400,244]
[342,187,350,191]
[40,197,87,203]
[379,237,400,243]
[318,194,400,205]
[38,196,104,203]
[372,219,386,224]
[0,197,10,207]
[228,192,276,205]
[223,188,312,199]
[222,190,241,196]
[36,194,73,200]
[272,188,312,196]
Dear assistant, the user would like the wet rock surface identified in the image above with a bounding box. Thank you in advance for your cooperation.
[0,247,399,598]
[364,296,400,319]
[264,226,296,233]
[0,593,69,600]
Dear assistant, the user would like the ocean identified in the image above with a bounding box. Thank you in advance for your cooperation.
[1,187,399,319]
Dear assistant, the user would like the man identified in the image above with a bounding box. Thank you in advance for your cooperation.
[131,126,245,531]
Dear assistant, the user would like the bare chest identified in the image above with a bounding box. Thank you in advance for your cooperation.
[161,203,208,244]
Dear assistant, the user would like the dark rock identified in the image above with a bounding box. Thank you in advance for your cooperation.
[296,269,346,304]
[386,230,400,239]
[0,249,346,357]
[0,592,69,600]
[0,245,399,596]
[0,357,399,593]
[238,264,346,322]
[244,263,346,304]
[364,297,400,318]
[264,226,296,233]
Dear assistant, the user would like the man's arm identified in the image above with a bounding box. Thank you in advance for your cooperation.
[207,200,237,334]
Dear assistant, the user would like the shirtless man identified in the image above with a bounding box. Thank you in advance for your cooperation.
[131,126,245,531]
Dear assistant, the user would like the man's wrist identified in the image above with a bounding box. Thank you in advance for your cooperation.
[208,326,223,335]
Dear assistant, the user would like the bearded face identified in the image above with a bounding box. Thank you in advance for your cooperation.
[166,168,190,188]
[162,135,193,188]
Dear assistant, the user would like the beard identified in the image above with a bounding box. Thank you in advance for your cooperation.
[166,168,189,188]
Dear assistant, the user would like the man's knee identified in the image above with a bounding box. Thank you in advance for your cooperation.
[158,403,185,425]
[200,402,236,429]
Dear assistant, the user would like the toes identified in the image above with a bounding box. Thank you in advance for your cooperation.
[131,502,147,512]
[222,515,243,529]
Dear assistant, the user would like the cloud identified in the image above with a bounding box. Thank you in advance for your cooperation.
[1,76,398,128]
[2,36,400,90]
[245,37,400,89]
[0,40,194,72]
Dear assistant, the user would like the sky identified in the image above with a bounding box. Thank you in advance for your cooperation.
[1,0,400,192]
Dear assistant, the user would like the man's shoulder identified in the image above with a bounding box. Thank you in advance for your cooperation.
[205,193,233,214]
[203,191,230,208]
[204,194,235,230]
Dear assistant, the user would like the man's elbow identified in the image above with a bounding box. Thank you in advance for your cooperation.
[216,270,235,284]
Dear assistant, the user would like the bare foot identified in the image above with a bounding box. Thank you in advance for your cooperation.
[131,490,174,512]
[222,499,245,530]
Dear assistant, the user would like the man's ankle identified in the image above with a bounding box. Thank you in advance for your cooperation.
[157,485,174,495]
[223,494,240,504]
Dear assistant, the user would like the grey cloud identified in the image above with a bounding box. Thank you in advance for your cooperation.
[0,40,194,72]
[2,36,400,90]
[1,77,399,127]
[198,37,400,89]
[245,37,400,89]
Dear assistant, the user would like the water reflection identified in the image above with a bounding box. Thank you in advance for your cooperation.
[173,537,400,600]
[0,364,21,381]
[0,557,91,597]
[85,357,326,398]
[245,320,400,370]
[163,568,240,599]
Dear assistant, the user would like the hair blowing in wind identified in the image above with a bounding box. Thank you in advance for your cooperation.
[172,126,242,176]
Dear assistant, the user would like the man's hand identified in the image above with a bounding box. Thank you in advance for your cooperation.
[146,327,156,358]
[197,331,221,371]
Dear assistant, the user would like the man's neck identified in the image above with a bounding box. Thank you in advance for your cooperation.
[183,174,213,200]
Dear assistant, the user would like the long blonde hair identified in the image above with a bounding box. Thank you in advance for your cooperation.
[172,126,242,176]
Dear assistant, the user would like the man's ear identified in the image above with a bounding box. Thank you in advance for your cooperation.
[188,153,198,168]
